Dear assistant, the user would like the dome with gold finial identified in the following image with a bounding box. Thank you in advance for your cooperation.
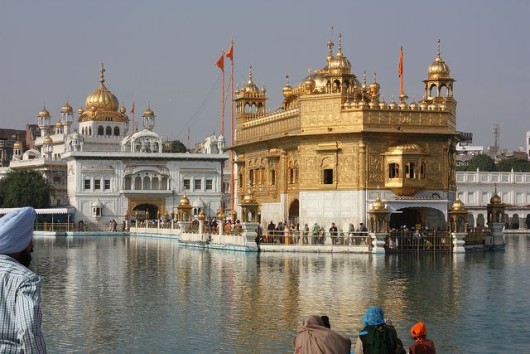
[327,34,352,75]
[282,75,293,97]
[369,73,380,97]
[85,64,119,112]
[38,107,50,118]
[427,40,451,80]
[55,121,63,127]
[242,66,259,94]
[13,140,22,149]
[198,210,206,221]
[451,198,466,211]
[43,135,53,145]
[60,102,73,114]
[490,193,502,205]
[371,197,386,211]
[179,195,191,207]
[143,106,155,117]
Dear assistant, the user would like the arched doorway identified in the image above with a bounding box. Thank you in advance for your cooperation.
[288,199,299,226]
[390,207,446,230]
[133,203,158,221]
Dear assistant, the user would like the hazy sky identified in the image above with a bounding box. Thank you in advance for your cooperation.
[1,1,528,150]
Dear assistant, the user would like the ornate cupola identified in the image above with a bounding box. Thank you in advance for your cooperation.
[60,101,74,134]
[37,106,51,137]
[142,105,155,131]
[235,66,267,121]
[423,39,455,102]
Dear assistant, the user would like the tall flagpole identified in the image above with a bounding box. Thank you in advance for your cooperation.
[226,40,235,221]
[398,46,407,103]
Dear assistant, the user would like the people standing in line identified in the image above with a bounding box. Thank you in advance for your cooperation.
[409,322,436,354]
[294,315,351,354]
[233,220,243,235]
[318,225,326,244]
[355,306,406,354]
[0,207,47,353]
[348,223,355,245]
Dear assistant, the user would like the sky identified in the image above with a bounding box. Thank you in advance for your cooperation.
[0,0,529,151]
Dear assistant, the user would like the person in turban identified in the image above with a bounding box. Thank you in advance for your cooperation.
[409,321,436,354]
[0,207,46,353]
[294,315,351,353]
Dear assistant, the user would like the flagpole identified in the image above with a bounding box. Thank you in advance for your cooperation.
[399,46,407,103]
[229,41,235,221]
[221,52,225,137]
[130,101,135,134]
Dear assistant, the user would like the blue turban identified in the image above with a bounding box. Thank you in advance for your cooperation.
[0,207,36,254]
[362,306,385,327]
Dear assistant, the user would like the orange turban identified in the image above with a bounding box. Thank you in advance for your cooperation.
[410,321,427,339]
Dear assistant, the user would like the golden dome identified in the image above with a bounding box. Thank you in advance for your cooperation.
[43,135,53,145]
[427,40,451,79]
[282,75,293,97]
[143,106,155,117]
[371,197,386,211]
[38,107,50,118]
[451,198,466,211]
[303,76,316,93]
[55,121,63,127]
[242,66,259,94]
[60,102,73,113]
[369,75,380,96]
[327,34,351,75]
[490,193,502,205]
[198,210,206,221]
[179,195,190,207]
[77,107,84,114]
[84,63,119,112]
[242,192,255,204]
[13,141,22,149]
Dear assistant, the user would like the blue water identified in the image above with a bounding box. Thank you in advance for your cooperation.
[31,235,530,353]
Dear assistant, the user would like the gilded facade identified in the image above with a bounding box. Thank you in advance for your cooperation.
[233,37,460,230]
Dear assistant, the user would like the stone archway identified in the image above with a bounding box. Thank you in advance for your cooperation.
[133,203,158,221]
[288,199,299,226]
[390,207,446,230]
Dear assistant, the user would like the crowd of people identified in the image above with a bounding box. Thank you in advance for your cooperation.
[294,306,436,354]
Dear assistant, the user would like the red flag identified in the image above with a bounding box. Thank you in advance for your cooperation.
[226,42,234,62]
[398,46,403,78]
[216,53,224,72]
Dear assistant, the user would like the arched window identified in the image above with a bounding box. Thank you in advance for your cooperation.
[124,176,132,190]
[270,170,276,186]
[114,127,120,136]
[98,126,104,135]
[389,163,400,178]
[106,126,112,136]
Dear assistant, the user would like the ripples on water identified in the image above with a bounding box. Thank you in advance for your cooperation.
[31,235,530,353]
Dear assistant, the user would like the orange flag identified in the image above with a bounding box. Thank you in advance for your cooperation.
[398,46,403,78]
[216,53,224,72]
[130,101,135,115]
[226,42,234,62]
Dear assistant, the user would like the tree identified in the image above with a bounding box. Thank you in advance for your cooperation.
[0,170,54,208]
[496,157,530,172]
[169,139,187,153]
[457,154,496,171]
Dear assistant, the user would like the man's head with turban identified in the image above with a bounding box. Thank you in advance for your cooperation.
[0,207,36,261]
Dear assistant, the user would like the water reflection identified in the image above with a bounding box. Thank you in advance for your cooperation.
[32,235,530,353]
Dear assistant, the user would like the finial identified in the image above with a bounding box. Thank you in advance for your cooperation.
[494,183,497,195]
[100,63,105,84]
[285,74,290,86]
[437,39,441,59]
[373,72,377,83]
[338,33,343,55]
[248,66,253,83]
[363,71,367,87]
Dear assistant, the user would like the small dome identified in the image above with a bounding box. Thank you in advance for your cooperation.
[60,102,73,113]
[43,135,53,145]
[328,54,352,75]
[77,107,84,114]
[427,41,451,80]
[179,195,190,207]
[13,141,22,149]
[120,106,127,114]
[369,75,380,96]
[242,193,255,204]
[55,121,63,127]
[451,198,466,211]
[303,76,316,93]
[198,210,206,221]
[143,106,155,117]
[389,99,398,110]
[38,107,50,118]
[242,66,259,94]
[490,193,502,205]
[371,197,386,211]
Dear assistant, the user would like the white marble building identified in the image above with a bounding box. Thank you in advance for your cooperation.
[5,64,228,227]
[456,170,530,229]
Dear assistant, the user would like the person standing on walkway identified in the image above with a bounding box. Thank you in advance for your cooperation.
[0,207,47,353]
[409,321,436,354]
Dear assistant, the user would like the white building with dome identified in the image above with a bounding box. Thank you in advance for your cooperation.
[7,64,228,228]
